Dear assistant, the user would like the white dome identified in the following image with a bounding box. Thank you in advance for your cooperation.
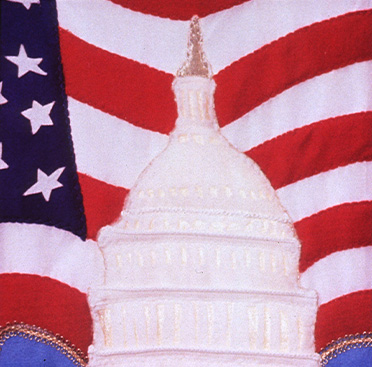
[105,77,293,243]
[89,17,319,367]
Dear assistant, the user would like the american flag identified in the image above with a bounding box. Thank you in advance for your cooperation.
[0,0,371,365]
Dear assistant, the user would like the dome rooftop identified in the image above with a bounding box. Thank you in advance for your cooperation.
[103,17,294,243]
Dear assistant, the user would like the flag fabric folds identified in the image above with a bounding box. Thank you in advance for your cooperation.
[0,0,371,366]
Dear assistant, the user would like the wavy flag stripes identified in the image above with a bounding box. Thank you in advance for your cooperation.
[0,0,371,365]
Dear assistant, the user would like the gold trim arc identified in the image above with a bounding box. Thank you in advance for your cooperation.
[320,332,372,366]
[0,322,88,366]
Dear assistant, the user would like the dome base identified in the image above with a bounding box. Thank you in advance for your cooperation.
[88,347,320,367]
[89,287,318,365]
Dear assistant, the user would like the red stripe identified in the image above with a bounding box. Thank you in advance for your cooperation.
[60,12,372,134]
[247,112,372,190]
[0,273,92,355]
[59,28,177,135]
[78,173,128,240]
[296,201,372,273]
[214,10,372,127]
[315,290,372,351]
[108,0,248,20]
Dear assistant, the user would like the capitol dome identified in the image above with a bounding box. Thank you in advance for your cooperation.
[120,77,291,230]
[88,16,319,367]
[103,22,292,242]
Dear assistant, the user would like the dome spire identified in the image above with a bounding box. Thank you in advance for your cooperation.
[177,16,212,78]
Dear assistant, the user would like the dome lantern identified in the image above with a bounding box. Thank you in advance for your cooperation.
[173,16,217,131]
[176,15,212,79]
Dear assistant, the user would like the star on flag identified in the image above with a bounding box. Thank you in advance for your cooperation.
[1,0,87,241]
[0,143,9,170]
[21,100,55,134]
[0,82,8,105]
[23,167,65,202]
[5,44,47,78]
[5,0,40,10]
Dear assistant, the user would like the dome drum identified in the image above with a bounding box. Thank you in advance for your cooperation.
[89,288,318,366]
[100,234,300,293]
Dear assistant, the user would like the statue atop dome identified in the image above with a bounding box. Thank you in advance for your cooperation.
[177,15,213,78]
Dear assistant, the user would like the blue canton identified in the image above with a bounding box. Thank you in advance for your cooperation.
[0,0,86,239]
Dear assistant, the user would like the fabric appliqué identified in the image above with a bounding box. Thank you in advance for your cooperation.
[320,332,372,366]
[0,322,88,366]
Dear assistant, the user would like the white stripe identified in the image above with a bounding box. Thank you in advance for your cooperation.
[56,0,372,74]
[69,62,372,192]
[203,0,372,74]
[300,246,372,305]
[68,97,168,189]
[0,223,104,293]
[276,161,372,223]
[221,61,372,152]
[56,0,189,75]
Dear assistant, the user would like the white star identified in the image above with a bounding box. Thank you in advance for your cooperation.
[5,44,47,78]
[23,167,65,202]
[21,100,55,134]
[0,143,9,170]
[6,0,40,10]
[0,82,7,105]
